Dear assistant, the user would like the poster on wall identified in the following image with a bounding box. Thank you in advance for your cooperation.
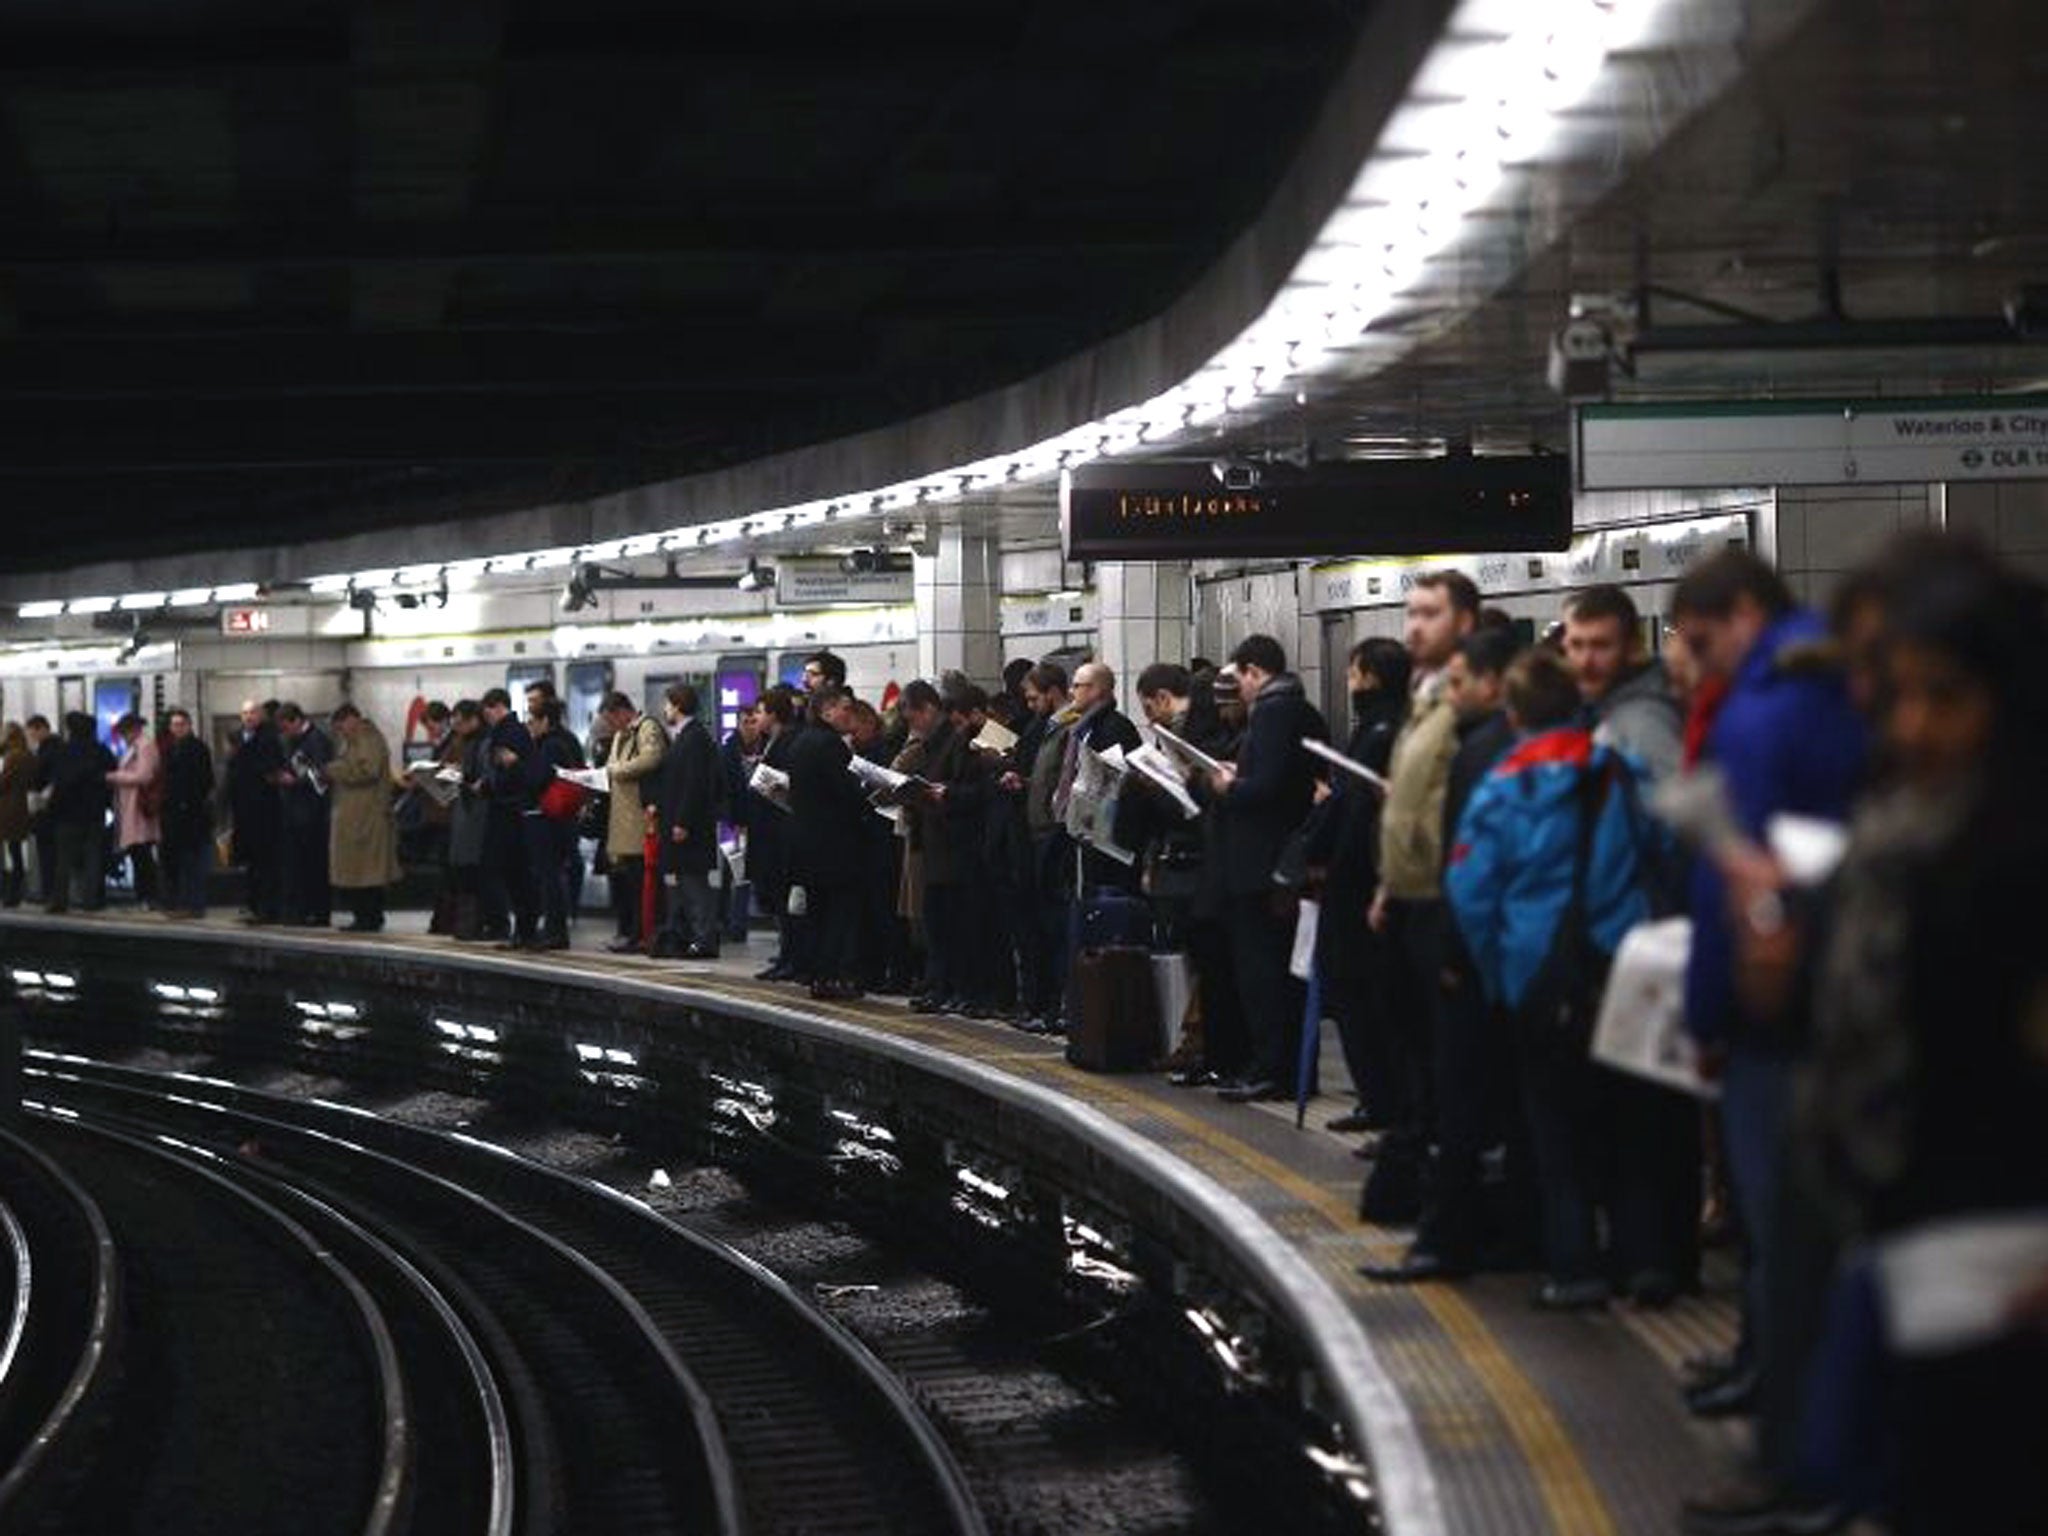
[564,660,611,743]
[714,654,765,739]
[93,676,140,746]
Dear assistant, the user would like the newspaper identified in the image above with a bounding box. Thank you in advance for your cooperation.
[405,759,463,807]
[1061,742,1135,866]
[1302,737,1389,793]
[553,764,610,793]
[1125,742,1200,820]
[748,761,793,813]
[1150,725,1224,776]
[846,754,935,804]
[970,718,1019,755]
[1590,917,1716,1099]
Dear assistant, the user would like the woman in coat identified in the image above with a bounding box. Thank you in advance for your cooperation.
[0,722,31,907]
[104,712,162,907]
[157,708,215,917]
[326,704,402,932]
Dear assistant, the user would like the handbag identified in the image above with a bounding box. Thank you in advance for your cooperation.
[1513,760,1615,1055]
[537,776,587,823]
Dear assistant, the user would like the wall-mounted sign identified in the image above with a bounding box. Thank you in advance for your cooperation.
[999,591,1098,637]
[1577,395,2048,489]
[1306,510,1754,612]
[1061,456,1572,561]
[221,606,272,635]
[775,557,913,610]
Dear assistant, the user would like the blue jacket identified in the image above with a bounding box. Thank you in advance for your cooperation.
[1683,610,1867,1047]
[1446,728,1658,1011]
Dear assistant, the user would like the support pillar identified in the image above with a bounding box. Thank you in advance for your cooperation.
[1093,561,1191,694]
[914,527,1003,686]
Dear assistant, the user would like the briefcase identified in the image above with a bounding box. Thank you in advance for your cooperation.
[1066,947,1160,1073]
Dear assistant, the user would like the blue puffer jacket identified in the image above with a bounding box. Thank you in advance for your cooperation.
[1683,610,1867,1048]
[1446,727,1659,1011]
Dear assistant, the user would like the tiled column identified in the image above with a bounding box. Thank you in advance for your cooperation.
[914,526,1003,685]
[1765,484,1939,606]
[1093,561,1191,693]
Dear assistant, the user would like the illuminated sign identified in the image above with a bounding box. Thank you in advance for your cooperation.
[221,607,272,635]
[1060,456,1571,560]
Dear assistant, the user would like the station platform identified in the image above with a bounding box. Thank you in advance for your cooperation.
[2,904,1746,1534]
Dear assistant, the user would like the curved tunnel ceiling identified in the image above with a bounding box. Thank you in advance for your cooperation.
[0,0,1372,575]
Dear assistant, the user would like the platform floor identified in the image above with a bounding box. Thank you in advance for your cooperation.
[7,903,1748,1534]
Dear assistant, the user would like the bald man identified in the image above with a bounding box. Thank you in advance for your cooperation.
[226,697,288,922]
[1050,660,1144,894]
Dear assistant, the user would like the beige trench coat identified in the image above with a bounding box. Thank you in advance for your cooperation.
[327,720,403,889]
[604,714,668,854]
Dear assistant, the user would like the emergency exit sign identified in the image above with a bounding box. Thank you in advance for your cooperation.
[221,606,271,635]
[1576,395,2048,489]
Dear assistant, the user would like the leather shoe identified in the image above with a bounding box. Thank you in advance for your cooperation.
[604,936,641,954]
[1214,1078,1286,1103]
[1359,1249,1470,1284]
[1325,1106,1377,1134]
[1530,1277,1610,1311]
[1167,1065,1218,1088]
[1684,1366,1759,1419]
[1680,1477,1846,1535]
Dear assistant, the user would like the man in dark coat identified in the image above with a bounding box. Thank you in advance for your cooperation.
[479,687,536,945]
[226,698,286,922]
[786,688,870,998]
[274,702,333,926]
[1204,635,1329,1102]
[655,681,723,958]
[44,712,113,913]
[519,696,585,950]
[1048,661,1144,894]
[23,716,59,904]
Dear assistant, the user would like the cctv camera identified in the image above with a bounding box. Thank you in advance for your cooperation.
[1209,459,1261,492]
[736,559,774,594]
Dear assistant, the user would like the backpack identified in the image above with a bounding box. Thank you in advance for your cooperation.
[1513,758,1621,1055]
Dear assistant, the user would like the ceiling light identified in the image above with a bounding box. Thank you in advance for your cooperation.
[16,600,64,619]
[69,596,117,616]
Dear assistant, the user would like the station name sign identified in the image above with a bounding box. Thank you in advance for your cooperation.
[774,557,913,610]
[1059,456,1572,561]
[1577,395,2048,490]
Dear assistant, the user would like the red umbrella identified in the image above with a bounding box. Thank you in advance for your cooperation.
[640,808,661,954]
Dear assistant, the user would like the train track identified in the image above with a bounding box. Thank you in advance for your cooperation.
[21,1052,988,1536]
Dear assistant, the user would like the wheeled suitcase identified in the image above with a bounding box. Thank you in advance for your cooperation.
[1074,887,1152,950]
[1066,946,1160,1072]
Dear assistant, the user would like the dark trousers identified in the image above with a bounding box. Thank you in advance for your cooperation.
[244,839,284,921]
[32,826,56,903]
[1188,916,1250,1078]
[522,815,570,941]
[808,878,860,984]
[160,835,209,915]
[1516,1034,1605,1282]
[481,809,530,939]
[340,885,386,929]
[949,863,994,1006]
[1381,898,1445,1139]
[1227,892,1302,1087]
[855,836,899,987]
[1322,915,1392,1119]
[662,868,717,953]
[281,820,329,922]
[49,821,104,912]
[1414,958,1499,1263]
[922,882,965,1000]
[609,855,645,940]
[122,843,158,906]
[1,838,23,905]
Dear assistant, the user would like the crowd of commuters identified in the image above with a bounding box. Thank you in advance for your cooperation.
[2,528,2040,1535]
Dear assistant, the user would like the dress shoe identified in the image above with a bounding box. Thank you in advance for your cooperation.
[1680,1477,1846,1535]
[604,936,641,954]
[1215,1078,1286,1103]
[1325,1106,1377,1134]
[1359,1249,1471,1284]
[1684,1366,1759,1419]
[754,962,789,981]
[1530,1277,1610,1311]
[343,919,384,933]
[908,994,944,1014]
[1166,1065,1217,1088]
[540,933,570,950]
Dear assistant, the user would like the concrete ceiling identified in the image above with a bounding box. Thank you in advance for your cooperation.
[0,0,1368,573]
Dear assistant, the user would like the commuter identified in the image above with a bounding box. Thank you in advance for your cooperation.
[1366,570,1480,1215]
[1048,661,1143,894]
[325,704,400,933]
[1791,545,2048,1536]
[441,701,490,940]
[23,716,58,904]
[226,698,287,923]
[800,649,847,694]
[523,679,586,914]
[1364,626,1524,1281]
[1305,638,1409,1133]
[157,708,215,918]
[275,703,334,927]
[995,657,1035,731]
[1204,634,1329,1103]
[787,686,870,999]
[847,698,913,992]
[1120,662,1202,939]
[44,711,113,914]
[904,680,972,1012]
[1565,584,1682,782]
[1018,663,1077,1030]
[597,691,667,953]
[1442,651,1665,1308]
[935,682,1006,1017]
[654,682,723,959]
[104,712,162,908]
[519,696,585,951]
[0,722,29,906]
[422,702,476,934]
[1673,549,1866,1424]
[751,687,801,979]
[478,687,535,946]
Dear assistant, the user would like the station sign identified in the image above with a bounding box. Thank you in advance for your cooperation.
[1577,395,2048,490]
[774,557,913,610]
[1060,456,1572,561]
[220,606,271,635]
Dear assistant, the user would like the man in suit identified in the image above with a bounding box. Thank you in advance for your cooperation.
[655,682,723,958]
[226,698,287,922]
[1205,635,1330,1102]
[478,687,536,946]
[786,687,870,999]
[274,702,333,926]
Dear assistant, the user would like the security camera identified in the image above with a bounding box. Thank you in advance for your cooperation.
[1546,319,1611,401]
[560,564,600,613]
[735,558,774,594]
[1209,459,1262,492]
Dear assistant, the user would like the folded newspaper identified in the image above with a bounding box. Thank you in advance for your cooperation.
[970,718,1019,755]
[748,761,793,812]
[553,764,610,793]
[1125,742,1200,820]
[846,754,935,803]
[1062,742,1135,865]
[405,760,464,807]
[1150,725,1224,775]
[1302,737,1389,792]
